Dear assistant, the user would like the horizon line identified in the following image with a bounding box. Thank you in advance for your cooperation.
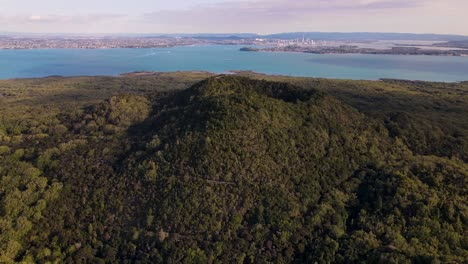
[2,31,468,37]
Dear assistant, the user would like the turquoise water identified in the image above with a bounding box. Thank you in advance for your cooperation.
[1,45,468,81]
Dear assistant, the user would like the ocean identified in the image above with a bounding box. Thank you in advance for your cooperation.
[1,45,468,82]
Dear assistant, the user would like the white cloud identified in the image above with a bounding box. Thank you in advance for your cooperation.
[28,15,42,21]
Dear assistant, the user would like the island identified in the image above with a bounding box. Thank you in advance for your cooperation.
[239,47,260,52]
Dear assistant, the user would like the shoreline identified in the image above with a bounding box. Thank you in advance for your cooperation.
[241,47,468,57]
[1,70,467,84]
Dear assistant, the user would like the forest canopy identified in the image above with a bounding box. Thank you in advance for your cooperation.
[0,72,467,263]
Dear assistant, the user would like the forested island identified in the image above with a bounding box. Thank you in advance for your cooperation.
[240,47,260,52]
[0,72,467,263]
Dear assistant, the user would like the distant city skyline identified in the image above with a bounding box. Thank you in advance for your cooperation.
[1,0,467,35]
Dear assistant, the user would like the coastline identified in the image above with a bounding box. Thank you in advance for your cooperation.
[240,47,468,57]
[2,70,467,84]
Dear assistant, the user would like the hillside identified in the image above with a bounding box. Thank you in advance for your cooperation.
[0,74,467,263]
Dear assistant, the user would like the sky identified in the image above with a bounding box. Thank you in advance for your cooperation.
[0,0,467,35]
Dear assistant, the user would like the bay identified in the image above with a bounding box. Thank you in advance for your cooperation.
[0,45,467,82]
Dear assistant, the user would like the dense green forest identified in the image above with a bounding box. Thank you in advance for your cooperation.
[0,72,467,263]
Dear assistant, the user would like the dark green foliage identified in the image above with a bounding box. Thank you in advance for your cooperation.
[0,73,466,263]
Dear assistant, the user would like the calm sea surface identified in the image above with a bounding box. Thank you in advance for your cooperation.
[1,45,468,81]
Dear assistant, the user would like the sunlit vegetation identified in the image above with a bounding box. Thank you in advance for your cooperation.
[0,72,466,263]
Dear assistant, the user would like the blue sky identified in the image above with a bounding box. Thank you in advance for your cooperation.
[1,0,467,35]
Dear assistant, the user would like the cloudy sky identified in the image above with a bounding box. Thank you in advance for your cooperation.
[1,0,467,35]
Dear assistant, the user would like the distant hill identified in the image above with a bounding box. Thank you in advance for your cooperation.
[3,32,468,41]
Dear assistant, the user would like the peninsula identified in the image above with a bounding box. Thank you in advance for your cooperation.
[240,44,468,56]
